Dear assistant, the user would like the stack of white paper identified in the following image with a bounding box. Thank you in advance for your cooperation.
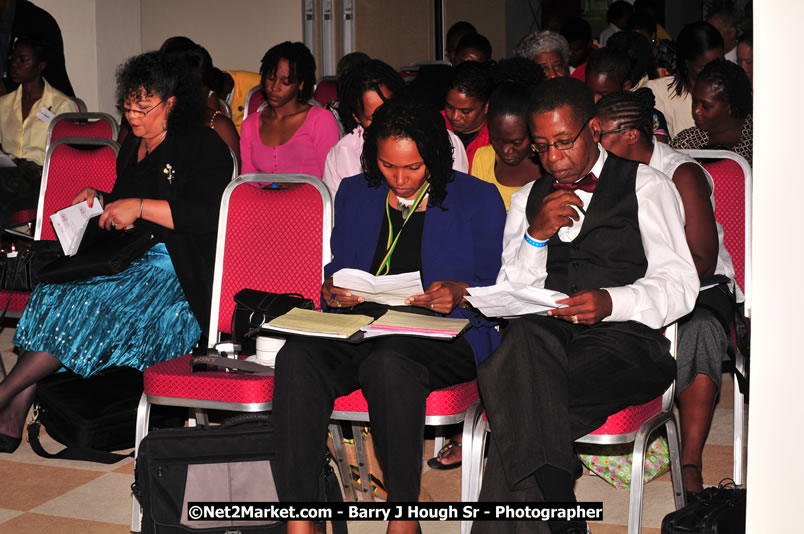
[465,282,569,318]
[332,268,424,306]
[50,200,104,256]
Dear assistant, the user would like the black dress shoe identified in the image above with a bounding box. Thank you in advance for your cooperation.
[0,433,21,453]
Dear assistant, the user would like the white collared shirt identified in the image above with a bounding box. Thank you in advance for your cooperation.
[498,146,700,329]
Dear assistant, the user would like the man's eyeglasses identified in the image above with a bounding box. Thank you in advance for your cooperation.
[117,100,164,119]
[531,117,591,153]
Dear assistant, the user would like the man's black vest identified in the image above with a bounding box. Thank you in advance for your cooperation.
[525,153,648,295]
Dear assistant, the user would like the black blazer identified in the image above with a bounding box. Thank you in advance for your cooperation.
[108,126,233,334]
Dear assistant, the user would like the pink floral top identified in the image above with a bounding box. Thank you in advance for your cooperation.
[240,105,340,178]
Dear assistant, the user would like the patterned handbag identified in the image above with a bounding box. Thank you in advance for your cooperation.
[578,434,671,488]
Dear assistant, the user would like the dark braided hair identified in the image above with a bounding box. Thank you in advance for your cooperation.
[695,58,752,120]
[596,88,656,138]
[259,41,316,102]
[447,61,493,102]
[671,22,723,97]
[361,96,454,209]
[338,59,405,134]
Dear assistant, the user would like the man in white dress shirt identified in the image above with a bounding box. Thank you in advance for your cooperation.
[706,9,739,64]
[472,78,699,534]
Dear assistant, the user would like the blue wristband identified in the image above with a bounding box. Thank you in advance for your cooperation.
[524,233,548,248]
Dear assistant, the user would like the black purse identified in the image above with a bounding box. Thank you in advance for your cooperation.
[0,241,63,291]
[661,479,746,533]
[36,229,156,284]
[230,288,315,354]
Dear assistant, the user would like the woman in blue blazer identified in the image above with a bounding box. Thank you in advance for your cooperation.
[273,96,505,534]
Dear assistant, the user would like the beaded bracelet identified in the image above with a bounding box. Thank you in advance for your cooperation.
[524,232,548,248]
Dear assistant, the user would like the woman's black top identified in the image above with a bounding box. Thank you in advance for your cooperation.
[107,126,233,333]
[369,206,426,276]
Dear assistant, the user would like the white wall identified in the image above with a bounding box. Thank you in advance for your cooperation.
[140,0,303,74]
[745,1,804,531]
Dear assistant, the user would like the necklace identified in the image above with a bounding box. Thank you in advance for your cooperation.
[144,130,167,155]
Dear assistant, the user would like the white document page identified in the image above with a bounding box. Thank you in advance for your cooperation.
[465,282,569,318]
[50,200,104,256]
[332,268,424,306]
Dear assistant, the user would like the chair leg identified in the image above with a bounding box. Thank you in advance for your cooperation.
[433,428,445,460]
[627,427,652,534]
[666,418,686,510]
[733,352,746,485]
[131,394,152,533]
[329,423,358,502]
[461,401,483,534]
[351,423,373,501]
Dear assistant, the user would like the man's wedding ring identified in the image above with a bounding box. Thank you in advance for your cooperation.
[572,315,579,324]
[111,221,117,229]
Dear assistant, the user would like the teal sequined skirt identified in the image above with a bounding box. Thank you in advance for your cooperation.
[13,243,201,377]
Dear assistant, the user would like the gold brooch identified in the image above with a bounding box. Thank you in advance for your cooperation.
[163,163,175,184]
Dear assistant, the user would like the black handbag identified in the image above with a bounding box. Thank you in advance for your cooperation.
[36,229,156,284]
[231,288,315,354]
[661,480,746,534]
[133,414,347,534]
[0,240,63,291]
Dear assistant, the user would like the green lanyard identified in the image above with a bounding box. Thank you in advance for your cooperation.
[375,183,430,276]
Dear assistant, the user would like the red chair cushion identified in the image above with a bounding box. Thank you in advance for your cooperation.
[333,379,479,417]
[587,396,662,436]
[144,354,274,404]
[0,289,30,313]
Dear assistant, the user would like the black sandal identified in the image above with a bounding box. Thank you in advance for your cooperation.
[683,463,703,500]
[426,440,462,470]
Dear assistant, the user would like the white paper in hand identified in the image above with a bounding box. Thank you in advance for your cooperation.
[332,268,424,306]
[50,200,104,256]
[465,282,568,318]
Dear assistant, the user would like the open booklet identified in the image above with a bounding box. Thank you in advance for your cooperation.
[332,268,424,306]
[50,200,104,256]
[261,308,469,342]
[465,282,569,318]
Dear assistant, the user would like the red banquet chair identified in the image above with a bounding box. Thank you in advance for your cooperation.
[0,138,119,319]
[242,84,266,123]
[329,380,481,501]
[45,112,119,153]
[130,174,332,532]
[679,149,752,486]
[461,323,684,534]
[313,76,338,107]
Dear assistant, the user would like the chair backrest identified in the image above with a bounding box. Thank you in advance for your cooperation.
[47,112,119,152]
[71,96,88,112]
[243,85,265,123]
[207,174,333,344]
[678,149,752,316]
[217,97,232,118]
[228,148,239,181]
[35,137,120,241]
[313,76,338,107]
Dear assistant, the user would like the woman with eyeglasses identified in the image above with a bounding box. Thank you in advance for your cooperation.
[273,95,505,534]
[0,51,233,454]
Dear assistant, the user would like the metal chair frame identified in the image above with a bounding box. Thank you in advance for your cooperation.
[679,149,751,486]
[461,324,684,534]
[130,174,332,532]
[45,112,119,153]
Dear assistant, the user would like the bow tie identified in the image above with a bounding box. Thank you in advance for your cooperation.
[552,172,598,193]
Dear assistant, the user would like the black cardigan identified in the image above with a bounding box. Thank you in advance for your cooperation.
[107,126,233,335]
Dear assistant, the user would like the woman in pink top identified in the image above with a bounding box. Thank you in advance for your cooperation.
[240,42,340,177]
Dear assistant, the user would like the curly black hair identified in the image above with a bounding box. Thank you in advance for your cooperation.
[596,87,656,138]
[259,41,316,102]
[361,96,454,209]
[696,58,752,120]
[671,21,723,97]
[338,59,405,134]
[447,61,493,103]
[115,51,204,131]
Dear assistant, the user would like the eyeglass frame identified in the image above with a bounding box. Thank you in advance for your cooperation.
[116,100,165,119]
[599,125,635,137]
[530,116,592,154]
